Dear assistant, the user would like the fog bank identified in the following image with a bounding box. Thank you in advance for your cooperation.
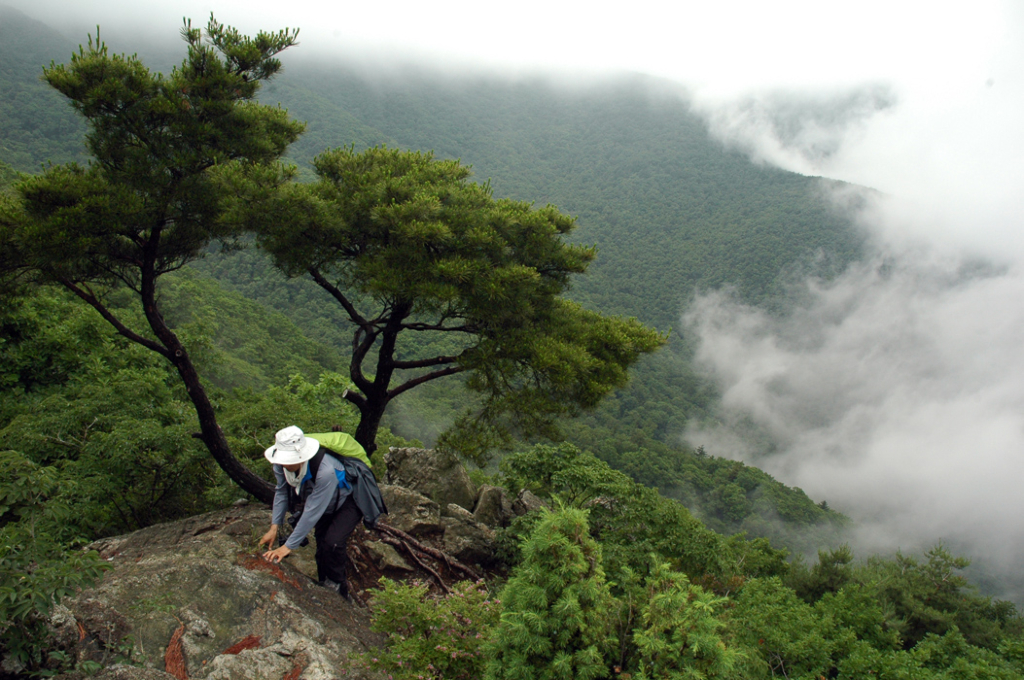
[683,231,1024,594]
[675,1,1024,598]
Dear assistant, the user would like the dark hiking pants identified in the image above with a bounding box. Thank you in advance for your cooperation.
[313,495,363,593]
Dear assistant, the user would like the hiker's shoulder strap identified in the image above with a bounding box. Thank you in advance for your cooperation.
[306,449,327,482]
[318,446,350,470]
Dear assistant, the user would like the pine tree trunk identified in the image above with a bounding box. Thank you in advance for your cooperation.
[354,398,385,456]
[172,352,275,504]
[141,269,274,504]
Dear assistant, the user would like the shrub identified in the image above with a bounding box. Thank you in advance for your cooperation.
[0,450,108,673]
[484,506,616,680]
[364,578,501,680]
[632,558,739,679]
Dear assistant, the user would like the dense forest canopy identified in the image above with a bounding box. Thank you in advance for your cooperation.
[0,6,86,171]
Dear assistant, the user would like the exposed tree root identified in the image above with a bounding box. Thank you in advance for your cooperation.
[374,521,482,581]
[379,535,451,594]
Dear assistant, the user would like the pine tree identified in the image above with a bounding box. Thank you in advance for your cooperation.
[484,507,615,680]
[244,146,665,456]
[0,17,304,501]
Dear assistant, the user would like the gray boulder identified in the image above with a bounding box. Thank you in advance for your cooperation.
[378,484,445,536]
[473,485,515,528]
[512,489,548,516]
[53,506,382,680]
[385,447,477,512]
[441,505,497,568]
[364,541,415,573]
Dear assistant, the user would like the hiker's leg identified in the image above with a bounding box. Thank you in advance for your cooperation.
[314,495,363,593]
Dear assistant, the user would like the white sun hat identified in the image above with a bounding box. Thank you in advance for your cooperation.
[264,426,321,465]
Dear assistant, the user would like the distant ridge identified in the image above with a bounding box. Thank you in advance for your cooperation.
[0,5,87,171]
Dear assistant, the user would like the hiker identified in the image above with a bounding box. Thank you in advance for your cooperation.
[259,426,387,601]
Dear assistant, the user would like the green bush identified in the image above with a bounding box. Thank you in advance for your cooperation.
[0,450,108,673]
[484,506,616,680]
[363,578,501,680]
[632,558,739,679]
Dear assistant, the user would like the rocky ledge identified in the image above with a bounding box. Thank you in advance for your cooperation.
[30,447,546,680]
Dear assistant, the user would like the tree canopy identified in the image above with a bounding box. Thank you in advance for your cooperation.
[0,16,303,502]
[247,146,665,455]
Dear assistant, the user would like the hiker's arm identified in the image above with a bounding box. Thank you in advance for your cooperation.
[259,525,279,549]
[260,467,289,551]
[282,473,335,551]
[269,466,289,527]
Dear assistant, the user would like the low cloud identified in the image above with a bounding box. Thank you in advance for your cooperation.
[693,85,899,172]
[683,229,1024,597]
[680,4,1024,599]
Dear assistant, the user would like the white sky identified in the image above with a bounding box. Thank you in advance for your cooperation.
[11,1,1017,88]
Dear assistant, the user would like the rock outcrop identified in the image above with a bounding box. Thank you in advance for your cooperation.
[384,447,477,512]
[441,505,498,567]
[513,489,547,516]
[473,485,516,528]
[35,447,549,679]
[46,505,384,680]
[377,484,444,536]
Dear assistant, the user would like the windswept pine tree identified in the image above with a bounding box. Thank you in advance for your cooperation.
[242,146,665,456]
[0,16,304,502]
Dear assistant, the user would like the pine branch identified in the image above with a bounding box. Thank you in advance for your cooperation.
[392,354,461,370]
[308,266,370,329]
[387,365,465,400]
[402,321,476,333]
[59,279,171,358]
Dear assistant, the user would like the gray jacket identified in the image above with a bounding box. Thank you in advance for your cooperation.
[271,449,387,551]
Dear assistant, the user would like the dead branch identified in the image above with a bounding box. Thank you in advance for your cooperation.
[380,535,450,595]
[375,521,481,581]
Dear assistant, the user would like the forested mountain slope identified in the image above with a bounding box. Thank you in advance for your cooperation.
[265,64,866,327]
[0,6,857,546]
[0,5,86,171]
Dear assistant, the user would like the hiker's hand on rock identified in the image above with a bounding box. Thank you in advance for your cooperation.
[263,545,291,563]
[258,526,278,550]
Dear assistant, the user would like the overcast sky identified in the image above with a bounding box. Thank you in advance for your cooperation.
[8,0,1024,592]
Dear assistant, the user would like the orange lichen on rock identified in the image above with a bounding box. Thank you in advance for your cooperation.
[282,662,304,680]
[222,635,262,655]
[238,553,303,590]
[165,623,188,680]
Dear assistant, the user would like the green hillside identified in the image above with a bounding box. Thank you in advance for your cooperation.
[265,65,865,327]
[0,7,857,548]
[0,6,86,171]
